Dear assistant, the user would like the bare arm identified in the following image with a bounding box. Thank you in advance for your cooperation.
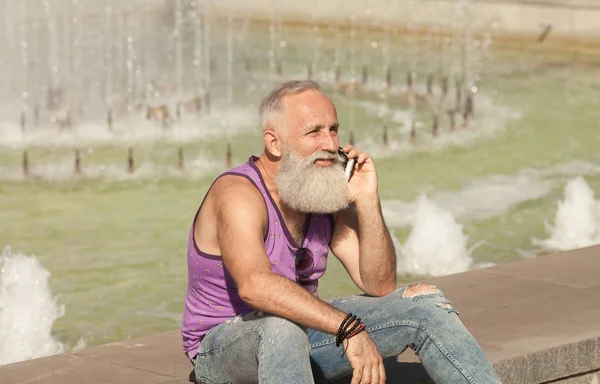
[214,176,348,335]
[330,200,396,297]
[355,197,397,295]
[329,146,397,297]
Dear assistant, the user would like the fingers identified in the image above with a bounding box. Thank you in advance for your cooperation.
[364,359,384,384]
[341,145,371,165]
[369,364,379,384]
[357,152,371,165]
[350,363,384,384]
[346,333,385,384]
[350,367,362,384]
[350,366,370,384]
[379,361,386,384]
[362,365,372,384]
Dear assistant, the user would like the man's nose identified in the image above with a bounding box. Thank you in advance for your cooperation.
[318,132,339,153]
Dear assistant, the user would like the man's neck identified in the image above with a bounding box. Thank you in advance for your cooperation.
[256,154,279,192]
[256,155,308,243]
[279,201,309,245]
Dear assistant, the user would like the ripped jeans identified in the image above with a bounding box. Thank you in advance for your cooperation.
[193,285,501,384]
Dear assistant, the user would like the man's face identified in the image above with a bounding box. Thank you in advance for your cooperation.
[274,91,349,214]
[281,90,340,160]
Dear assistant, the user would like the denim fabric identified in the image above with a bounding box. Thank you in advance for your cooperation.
[193,286,501,384]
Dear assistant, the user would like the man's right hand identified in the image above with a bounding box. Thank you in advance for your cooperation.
[344,332,386,384]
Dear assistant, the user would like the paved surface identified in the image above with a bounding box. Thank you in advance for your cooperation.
[2,245,600,383]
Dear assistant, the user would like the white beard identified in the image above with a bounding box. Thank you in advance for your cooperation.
[276,146,349,214]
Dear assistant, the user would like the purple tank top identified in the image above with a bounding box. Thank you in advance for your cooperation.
[181,156,334,360]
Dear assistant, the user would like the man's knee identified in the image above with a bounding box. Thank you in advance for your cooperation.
[401,283,442,299]
[400,283,458,315]
[259,316,309,348]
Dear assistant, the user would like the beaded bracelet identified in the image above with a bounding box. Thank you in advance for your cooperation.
[346,323,366,339]
[344,317,362,337]
[336,313,355,347]
[335,314,366,347]
[336,316,367,358]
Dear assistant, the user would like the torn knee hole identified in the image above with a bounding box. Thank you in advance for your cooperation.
[402,283,441,298]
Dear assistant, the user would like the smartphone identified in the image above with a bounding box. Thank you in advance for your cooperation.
[338,147,355,181]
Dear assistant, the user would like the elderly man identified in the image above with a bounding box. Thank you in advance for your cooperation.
[182,80,500,384]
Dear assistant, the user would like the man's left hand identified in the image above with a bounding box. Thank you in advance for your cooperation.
[341,145,378,204]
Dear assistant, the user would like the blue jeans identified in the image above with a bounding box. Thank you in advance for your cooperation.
[193,285,501,383]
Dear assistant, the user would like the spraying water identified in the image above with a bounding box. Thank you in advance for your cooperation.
[396,194,475,277]
[0,246,81,366]
[533,177,600,251]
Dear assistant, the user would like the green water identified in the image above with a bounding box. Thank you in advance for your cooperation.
[1,23,600,350]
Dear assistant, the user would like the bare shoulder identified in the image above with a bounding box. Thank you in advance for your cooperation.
[193,174,268,257]
[211,174,264,205]
[210,174,268,226]
[211,174,271,284]
[209,175,273,291]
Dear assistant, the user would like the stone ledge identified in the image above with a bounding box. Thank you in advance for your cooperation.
[492,336,600,384]
[2,245,599,383]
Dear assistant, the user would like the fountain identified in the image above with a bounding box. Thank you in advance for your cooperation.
[0,0,493,174]
[0,247,79,365]
[2,0,598,368]
[533,177,600,251]
[396,194,475,277]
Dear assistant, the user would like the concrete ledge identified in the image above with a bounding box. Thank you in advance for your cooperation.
[2,245,600,383]
[492,336,600,383]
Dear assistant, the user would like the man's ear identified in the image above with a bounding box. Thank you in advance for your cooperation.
[263,128,282,158]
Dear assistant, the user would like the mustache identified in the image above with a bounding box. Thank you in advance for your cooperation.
[304,150,344,165]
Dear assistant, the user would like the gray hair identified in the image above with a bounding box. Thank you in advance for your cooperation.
[258,80,321,131]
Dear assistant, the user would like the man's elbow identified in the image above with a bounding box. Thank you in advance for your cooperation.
[238,285,253,305]
[238,281,258,306]
[237,272,269,306]
[381,282,398,296]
